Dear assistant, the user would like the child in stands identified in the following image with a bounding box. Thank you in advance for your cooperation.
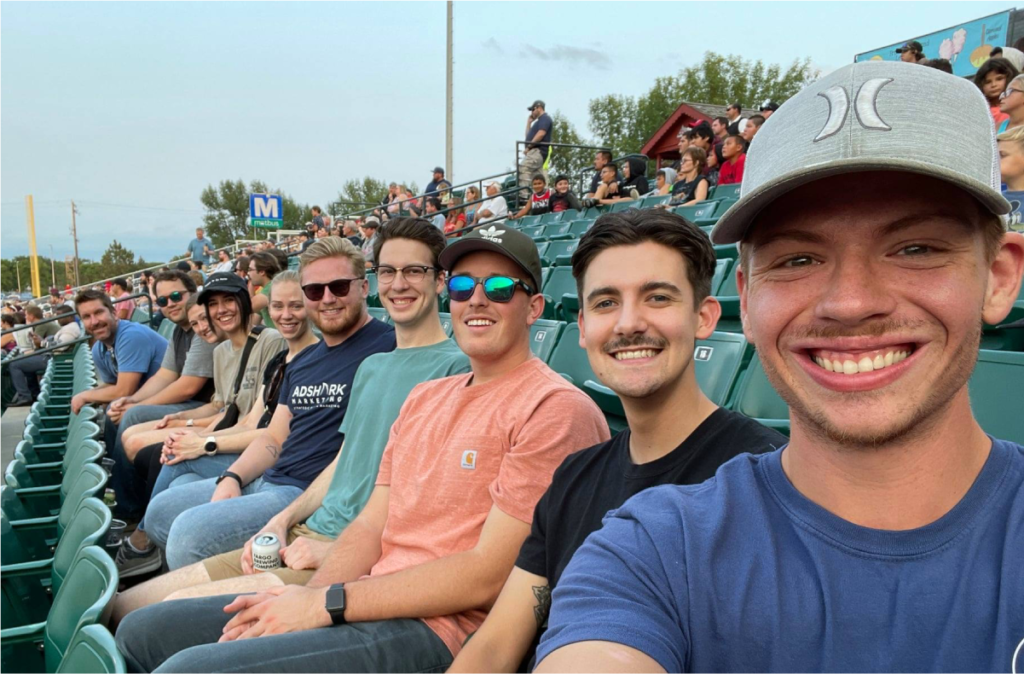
[510,174,552,220]
[549,175,582,213]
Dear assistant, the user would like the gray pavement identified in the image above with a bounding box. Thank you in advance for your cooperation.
[2,407,30,473]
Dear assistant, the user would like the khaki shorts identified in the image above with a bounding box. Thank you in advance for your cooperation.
[202,523,335,584]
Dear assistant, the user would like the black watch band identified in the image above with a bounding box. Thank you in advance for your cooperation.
[325,583,347,625]
[216,470,244,488]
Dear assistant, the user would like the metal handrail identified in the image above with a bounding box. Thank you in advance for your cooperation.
[1,311,77,335]
[0,334,91,366]
[336,170,517,223]
[515,140,615,203]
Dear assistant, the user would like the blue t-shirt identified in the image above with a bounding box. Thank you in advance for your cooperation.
[91,319,168,386]
[538,440,1024,673]
[266,318,396,489]
[187,237,214,263]
[526,113,553,154]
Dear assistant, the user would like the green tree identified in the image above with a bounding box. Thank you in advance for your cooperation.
[547,111,600,183]
[200,179,308,245]
[328,177,389,217]
[587,51,818,155]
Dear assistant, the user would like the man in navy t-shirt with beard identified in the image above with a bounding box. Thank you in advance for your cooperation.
[144,238,396,571]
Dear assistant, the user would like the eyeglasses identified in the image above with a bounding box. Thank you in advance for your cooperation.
[156,291,185,307]
[300,278,363,301]
[1001,88,1024,100]
[447,275,533,303]
[373,265,438,284]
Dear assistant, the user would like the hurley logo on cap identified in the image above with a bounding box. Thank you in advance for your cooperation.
[815,78,893,142]
[479,226,506,243]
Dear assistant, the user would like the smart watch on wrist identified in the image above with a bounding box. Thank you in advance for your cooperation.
[325,583,347,625]
[204,437,218,455]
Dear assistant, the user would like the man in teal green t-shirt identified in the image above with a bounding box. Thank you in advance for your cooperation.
[117,218,470,609]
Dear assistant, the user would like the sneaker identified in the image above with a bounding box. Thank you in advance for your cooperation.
[115,539,163,578]
[629,188,640,200]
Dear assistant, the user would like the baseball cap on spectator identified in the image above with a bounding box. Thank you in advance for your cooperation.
[196,271,249,305]
[432,166,445,175]
[712,61,1011,245]
[527,100,546,110]
[483,180,500,190]
[175,261,191,273]
[895,40,923,55]
[363,215,381,229]
[438,225,543,293]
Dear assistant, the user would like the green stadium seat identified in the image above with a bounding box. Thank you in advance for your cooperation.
[583,381,628,434]
[608,200,639,213]
[56,625,125,674]
[0,546,119,674]
[129,308,149,324]
[157,319,176,340]
[711,259,733,296]
[969,349,1024,444]
[540,267,577,321]
[540,223,573,242]
[711,183,742,200]
[581,206,605,219]
[714,243,740,260]
[4,464,107,546]
[715,258,743,333]
[367,307,391,324]
[518,215,541,228]
[673,201,718,223]
[694,332,752,405]
[365,273,380,307]
[538,211,566,224]
[534,242,551,265]
[728,353,790,435]
[547,323,595,386]
[438,312,454,338]
[2,498,111,630]
[567,220,592,237]
[641,194,671,209]
[546,240,580,267]
[529,320,564,363]
[522,225,546,240]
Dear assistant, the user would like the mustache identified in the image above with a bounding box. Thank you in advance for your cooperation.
[602,335,668,354]
[789,319,927,341]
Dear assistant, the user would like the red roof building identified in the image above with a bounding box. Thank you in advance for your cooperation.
[641,102,729,169]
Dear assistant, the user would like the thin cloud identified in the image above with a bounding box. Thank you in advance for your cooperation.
[518,43,612,71]
[482,38,504,55]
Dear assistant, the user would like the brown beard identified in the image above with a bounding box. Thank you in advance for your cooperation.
[313,302,363,337]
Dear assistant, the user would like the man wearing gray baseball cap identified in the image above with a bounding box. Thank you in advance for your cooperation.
[535,61,1024,673]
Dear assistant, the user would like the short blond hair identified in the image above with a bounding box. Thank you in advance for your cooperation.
[298,237,366,279]
[997,124,1024,145]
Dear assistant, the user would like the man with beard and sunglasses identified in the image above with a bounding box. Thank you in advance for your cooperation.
[536,62,1024,673]
[71,289,168,414]
[449,211,785,673]
[115,227,608,674]
[134,238,395,575]
[111,219,469,620]
[103,271,219,522]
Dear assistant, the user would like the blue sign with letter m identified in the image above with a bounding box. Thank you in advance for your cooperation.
[250,193,284,229]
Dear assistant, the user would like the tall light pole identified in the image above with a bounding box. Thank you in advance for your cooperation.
[70,200,81,287]
[445,1,453,179]
[49,244,56,288]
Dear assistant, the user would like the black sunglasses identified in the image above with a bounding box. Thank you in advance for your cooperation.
[301,278,363,301]
[447,275,533,303]
[156,291,185,307]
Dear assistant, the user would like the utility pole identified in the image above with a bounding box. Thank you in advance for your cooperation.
[70,200,81,288]
[49,244,56,289]
[445,0,453,179]
[26,195,41,298]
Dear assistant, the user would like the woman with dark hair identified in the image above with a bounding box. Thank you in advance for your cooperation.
[667,147,710,207]
[974,57,1019,125]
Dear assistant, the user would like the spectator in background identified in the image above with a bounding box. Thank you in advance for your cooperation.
[1,314,16,353]
[187,271,204,291]
[593,158,649,205]
[759,100,779,119]
[584,163,619,208]
[360,216,381,268]
[725,103,748,136]
[993,46,1024,72]
[667,147,710,207]
[711,116,729,142]
[111,278,134,320]
[922,58,954,74]
[186,228,214,268]
[896,40,925,63]
[521,100,553,200]
[510,174,553,220]
[445,197,468,236]
[234,256,249,281]
[549,175,582,213]
[8,305,82,406]
[653,168,677,196]
[997,74,1024,133]
[464,186,481,223]
[742,114,765,144]
[997,125,1024,231]
[586,150,616,198]
[381,183,400,217]
[974,57,1018,126]
[342,221,363,247]
[718,135,746,185]
[473,180,509,225]
[297,231,312,252]
[212,249,234,274]
[249,251,282,329]
[311,206,325,231]
[26,304,59,347]
[425,197,446,229]
[690,122,716,169]
[425,167,451,203]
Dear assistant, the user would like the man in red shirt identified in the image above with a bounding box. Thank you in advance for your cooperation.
[718,135,746,185]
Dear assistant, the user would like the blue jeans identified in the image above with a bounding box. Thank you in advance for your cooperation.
[145,476,303,569]
[138,453,237,533]
[108,401,204,519]
[9,354,48,399]
[116,594,453,673]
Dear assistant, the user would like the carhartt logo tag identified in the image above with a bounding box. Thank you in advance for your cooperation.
[461,450,477,469]
[814,78,893,142]
[479,226,505,243]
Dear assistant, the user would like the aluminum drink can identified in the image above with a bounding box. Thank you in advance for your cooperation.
[251,533,282,571]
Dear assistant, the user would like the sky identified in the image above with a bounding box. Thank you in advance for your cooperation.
[1,0,1017,264]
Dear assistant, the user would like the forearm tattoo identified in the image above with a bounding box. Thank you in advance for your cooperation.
[264,441,280,458]
[532,585,552,629]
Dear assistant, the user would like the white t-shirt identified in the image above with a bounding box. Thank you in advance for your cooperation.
[213,260,235,273]
[478,196,508,224]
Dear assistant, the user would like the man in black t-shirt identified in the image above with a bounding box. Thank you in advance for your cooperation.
[448,209,786,673]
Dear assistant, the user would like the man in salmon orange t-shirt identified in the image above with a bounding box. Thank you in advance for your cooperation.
[115,227,610,673]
